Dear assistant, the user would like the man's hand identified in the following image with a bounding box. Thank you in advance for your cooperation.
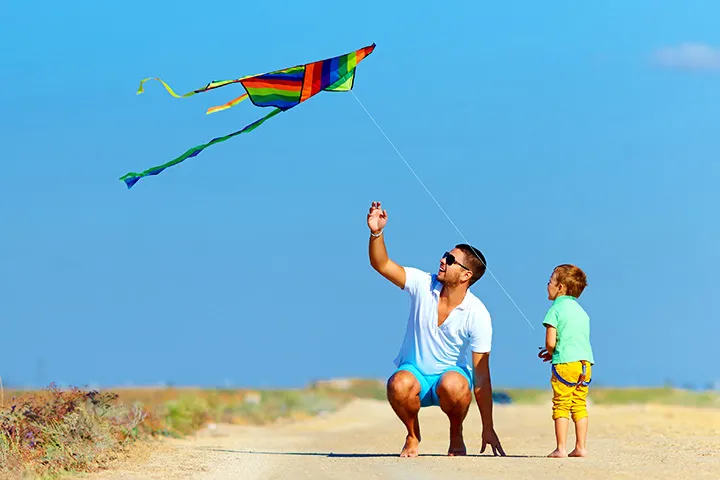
[367,201,387,234]
[472,352,506,457]
[480,428,506,456]
[538,347,552,362]
[367,201,405,289]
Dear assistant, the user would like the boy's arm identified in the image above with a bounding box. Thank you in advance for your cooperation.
[545,326,557,354]
[538,308,559,362]
[472,352,506,456]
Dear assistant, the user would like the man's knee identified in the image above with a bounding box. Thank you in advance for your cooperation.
[387,370,420,399]
[436,371,471,404]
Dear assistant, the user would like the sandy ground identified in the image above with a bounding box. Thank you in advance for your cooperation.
[88,399,720,480]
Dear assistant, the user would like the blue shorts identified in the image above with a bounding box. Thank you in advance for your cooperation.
[395,363,473,407]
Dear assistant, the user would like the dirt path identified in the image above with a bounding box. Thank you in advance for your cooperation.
[90,399,720,479]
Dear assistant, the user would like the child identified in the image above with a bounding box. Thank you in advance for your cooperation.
[538,264,594,458]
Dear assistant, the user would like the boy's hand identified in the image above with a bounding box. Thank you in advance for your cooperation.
[537,347,552,362]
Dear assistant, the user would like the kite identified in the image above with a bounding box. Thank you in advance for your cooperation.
[120,43,376,189]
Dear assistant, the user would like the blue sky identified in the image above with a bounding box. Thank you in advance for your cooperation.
[2,0,718,389]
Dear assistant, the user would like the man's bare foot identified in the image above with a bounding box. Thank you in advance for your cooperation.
[400,435,420,457]
[547,448,567,458]
[447,435,466,456]
[569,448,587,457]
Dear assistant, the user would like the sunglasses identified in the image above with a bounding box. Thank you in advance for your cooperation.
[443,252,471,271]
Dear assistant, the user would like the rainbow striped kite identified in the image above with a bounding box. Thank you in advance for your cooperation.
[120,43,375,189]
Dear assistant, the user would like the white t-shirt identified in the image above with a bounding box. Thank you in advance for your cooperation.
[393,266,493,376]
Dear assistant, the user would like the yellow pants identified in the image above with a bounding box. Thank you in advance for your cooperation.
[551,361,592,422]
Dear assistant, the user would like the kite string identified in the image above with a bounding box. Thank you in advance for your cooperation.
[350,90,535,331]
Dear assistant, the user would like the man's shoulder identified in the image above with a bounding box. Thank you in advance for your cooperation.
[462,292,493,346]
[464,291,491,320]
[402,266,434,292]
[404,266,432,281]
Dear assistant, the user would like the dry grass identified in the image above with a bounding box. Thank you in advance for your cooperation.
[0,384,153,479]
[0,380,384,478]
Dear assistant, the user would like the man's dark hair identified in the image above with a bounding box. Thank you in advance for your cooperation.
[455,244,487,286]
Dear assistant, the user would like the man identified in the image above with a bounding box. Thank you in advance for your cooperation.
[367,201,505,458]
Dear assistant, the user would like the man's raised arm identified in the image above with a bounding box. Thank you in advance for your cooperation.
[367,201,406,289]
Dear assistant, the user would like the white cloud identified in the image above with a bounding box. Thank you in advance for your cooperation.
[653,43,720,71]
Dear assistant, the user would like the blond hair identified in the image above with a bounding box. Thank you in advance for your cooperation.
[553,264,588,297]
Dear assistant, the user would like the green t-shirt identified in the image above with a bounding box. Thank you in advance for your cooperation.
[543,295,594,365]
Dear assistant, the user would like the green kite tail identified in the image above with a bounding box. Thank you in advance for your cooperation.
[120,108,282,189]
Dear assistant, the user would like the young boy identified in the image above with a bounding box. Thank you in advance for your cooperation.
[538,264,594,458]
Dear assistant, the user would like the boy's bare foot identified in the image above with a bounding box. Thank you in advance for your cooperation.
[447,434,467,456]
[547,448,567,458]
[400,435,420,457]
[569,448,587,457]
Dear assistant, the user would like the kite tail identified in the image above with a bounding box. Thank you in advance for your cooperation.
[137,77,252,114]
[206,93,249,115]
[136,75,254,98]
[119,108,282,189]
